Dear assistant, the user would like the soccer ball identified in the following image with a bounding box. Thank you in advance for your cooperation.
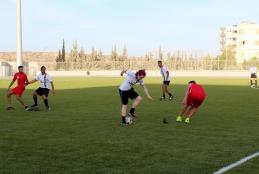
[125,116,133,124]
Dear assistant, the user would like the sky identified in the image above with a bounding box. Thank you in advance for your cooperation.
[0,0,259,56]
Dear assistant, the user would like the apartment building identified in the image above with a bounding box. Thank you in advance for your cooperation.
[220,21,259,63]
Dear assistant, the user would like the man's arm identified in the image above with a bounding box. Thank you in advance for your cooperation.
[120,69,127,76]
[7,81,15,91]
[28,79,38,84]
[51,82,55,94]
[142,85,153,101]
[166,71,169,81]
[182,84,191,105]
[24,75,30,86]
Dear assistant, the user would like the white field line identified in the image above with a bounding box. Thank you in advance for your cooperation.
[213,151,259,174]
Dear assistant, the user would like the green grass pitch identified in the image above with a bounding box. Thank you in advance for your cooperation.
[0,77,259,174]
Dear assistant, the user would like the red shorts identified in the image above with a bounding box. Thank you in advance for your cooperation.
[187,95,205,108]
[12,87,25,97]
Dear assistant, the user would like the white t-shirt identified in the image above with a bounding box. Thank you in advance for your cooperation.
[36,73,52,89]
[119,70,144,91]
[160,66,170,81]
[249,67,257,74]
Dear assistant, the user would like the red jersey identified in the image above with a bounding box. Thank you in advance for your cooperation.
[13,72,28,88]
[188,83,206,99]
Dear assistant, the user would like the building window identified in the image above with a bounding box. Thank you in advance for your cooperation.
[239,41,246,46]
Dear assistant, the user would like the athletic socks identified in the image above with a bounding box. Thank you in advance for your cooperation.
[251,80,258,86]
[44,99,49,107]
[169,93,172,97]
[130,108,135,114]
[163,94,165,98]
[33,96,38,106]
[122,116,126,124]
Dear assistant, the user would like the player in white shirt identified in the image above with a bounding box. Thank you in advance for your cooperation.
[158,61,173,101]
[28,66,55,110]
[249,66,257,86]
[119,69,153,126]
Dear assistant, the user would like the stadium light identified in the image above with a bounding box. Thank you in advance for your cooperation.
[16,0,23,67]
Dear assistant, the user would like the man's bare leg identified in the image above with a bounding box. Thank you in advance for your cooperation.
[6,91,13,108]
[164,85,173,99]
[184,107,199,124]
[162,85,166,99]
[121,105,128,124]
[42,95,50,110]
[16,95,27,108]
[180,105,191,117]
[177,105,191,122]
[129,96,142,117]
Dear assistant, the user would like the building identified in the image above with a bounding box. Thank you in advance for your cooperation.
[220,21,259,63]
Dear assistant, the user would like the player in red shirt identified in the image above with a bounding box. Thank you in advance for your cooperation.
[6,66,29,110]
[176,81,206,124]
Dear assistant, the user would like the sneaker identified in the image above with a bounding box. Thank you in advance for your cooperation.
[7,107,15,110]
[121,123,129,127]
[25,106,30,111]
[30,104,38,108]
[46,106,51,111]
[128,112,136,118]
[176,115,182,122]
[160,97,165,101]
[185,118,190,124]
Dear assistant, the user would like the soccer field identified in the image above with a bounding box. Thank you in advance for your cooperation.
[0,77,259,174]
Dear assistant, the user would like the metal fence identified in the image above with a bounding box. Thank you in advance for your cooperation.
[1,59,258,77]
[51,59,254,71]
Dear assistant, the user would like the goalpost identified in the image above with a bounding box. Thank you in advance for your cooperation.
[16,0,23,67]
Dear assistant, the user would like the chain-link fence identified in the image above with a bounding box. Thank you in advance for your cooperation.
[51,59,256,71]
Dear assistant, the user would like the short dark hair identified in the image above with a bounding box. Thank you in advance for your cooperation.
[18,65,23,69]
[188,80,196,84]
[157,61,162,63]
[41,66,46,70]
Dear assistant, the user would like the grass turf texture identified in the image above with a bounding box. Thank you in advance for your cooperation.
[0,77,259,174]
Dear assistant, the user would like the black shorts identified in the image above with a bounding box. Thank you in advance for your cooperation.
[36,87,50,97]
[119,89,139,105]
[163,81,170,86]
[251,73,257,78]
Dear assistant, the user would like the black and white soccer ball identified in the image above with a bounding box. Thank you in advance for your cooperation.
[125,116,133,124]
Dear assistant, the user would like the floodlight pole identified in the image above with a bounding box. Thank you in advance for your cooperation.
[16,0,23,67]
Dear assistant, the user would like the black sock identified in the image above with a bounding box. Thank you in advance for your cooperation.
[130,108,135,114]
[33,96,38,106]
[122,116,126,124]
[169,93,172,97]
[44,99,49,107]
[162,94,165,98]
